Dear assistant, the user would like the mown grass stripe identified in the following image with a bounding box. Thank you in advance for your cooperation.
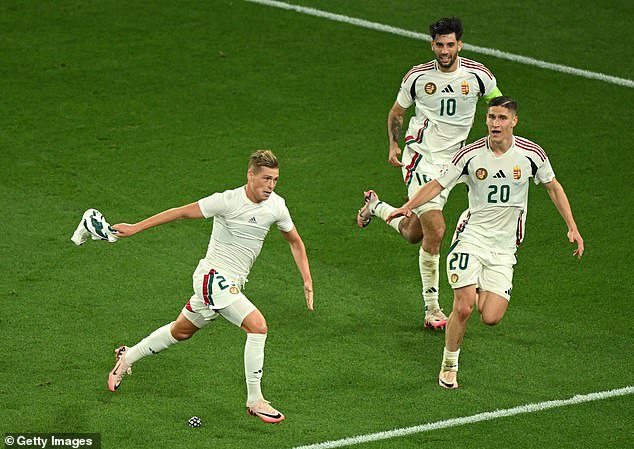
[245,0,634,89]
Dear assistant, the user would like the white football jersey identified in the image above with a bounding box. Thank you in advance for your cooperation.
[397,57,497,163]
[198,186,294,278]
[438,136,555,254]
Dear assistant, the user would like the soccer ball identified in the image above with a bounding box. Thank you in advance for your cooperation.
[188,416,202,428]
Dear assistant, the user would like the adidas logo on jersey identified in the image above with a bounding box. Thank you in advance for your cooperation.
[441,84,454,93]
[492,170,506,179]
[248,217,257,224]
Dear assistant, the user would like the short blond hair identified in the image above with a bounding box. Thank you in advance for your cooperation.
[248,150,279,173]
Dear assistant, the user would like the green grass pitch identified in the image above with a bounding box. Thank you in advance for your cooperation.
[1,1,633,448]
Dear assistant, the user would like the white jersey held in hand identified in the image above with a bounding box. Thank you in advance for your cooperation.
[71,208,119,245]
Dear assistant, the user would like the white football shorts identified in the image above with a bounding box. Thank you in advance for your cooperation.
[446,240,516,301]
[182,263,256,328]
[401,145,455,215]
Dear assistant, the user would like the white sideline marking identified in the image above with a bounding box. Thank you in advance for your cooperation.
[290,386,634,449]
[245,0,634,89]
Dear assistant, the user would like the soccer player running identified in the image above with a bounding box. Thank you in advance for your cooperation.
[357,17,503,330]
[386,96,584,388]
[107,150,313,423]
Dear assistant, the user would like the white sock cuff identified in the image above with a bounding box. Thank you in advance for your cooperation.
[126,321,179,365]
[373,201,395,221]
[420,248,440,261]
[442,347,461,371]
[167,321,179,344]
[246,333,267,346]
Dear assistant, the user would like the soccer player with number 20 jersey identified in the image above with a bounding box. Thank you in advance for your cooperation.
[387,96,584,388]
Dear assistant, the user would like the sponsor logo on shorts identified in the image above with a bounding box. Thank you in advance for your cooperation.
[461,80,469,95]
[230,286,239,294]
[450,273,459,283]
[476,168,488,180]
[424,82,437,94]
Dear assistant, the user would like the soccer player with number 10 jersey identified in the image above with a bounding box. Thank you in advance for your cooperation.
[357,17,503,331]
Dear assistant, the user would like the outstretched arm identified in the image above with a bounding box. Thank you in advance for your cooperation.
[543,179,584,259]
[281,226,313,311]
[112,202,204,237]
[387,101,407,167]
[386,179,445,223]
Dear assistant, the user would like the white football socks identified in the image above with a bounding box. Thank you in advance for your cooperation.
[245,333,267,403]
[441,347,461,372]
[419,248,441,312]
[125,321,179,365]
[373,201,404,233]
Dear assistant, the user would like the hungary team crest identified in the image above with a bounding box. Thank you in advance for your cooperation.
[476,168,488,180]
[461,80,469,95]
[424,82,436,94]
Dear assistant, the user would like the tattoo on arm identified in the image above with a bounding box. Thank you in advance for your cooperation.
[390,116,402,143]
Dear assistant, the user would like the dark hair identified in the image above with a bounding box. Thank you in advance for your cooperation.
[429,17,463,40]
[488,96,518,113]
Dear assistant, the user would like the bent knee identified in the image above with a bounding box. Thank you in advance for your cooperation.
[428,225,446,245]
[171,328,196,341]
[242,313,268,334]
[400,218,423,243]
[454,304,474,322]
[171,319,199,341]
[402,230,422,244]
[250,323,268,334]
[421,228,445,253]
[481,315,502,326]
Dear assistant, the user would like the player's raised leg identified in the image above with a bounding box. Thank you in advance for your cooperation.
[108,311,201,392]
[358,190,424,243]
